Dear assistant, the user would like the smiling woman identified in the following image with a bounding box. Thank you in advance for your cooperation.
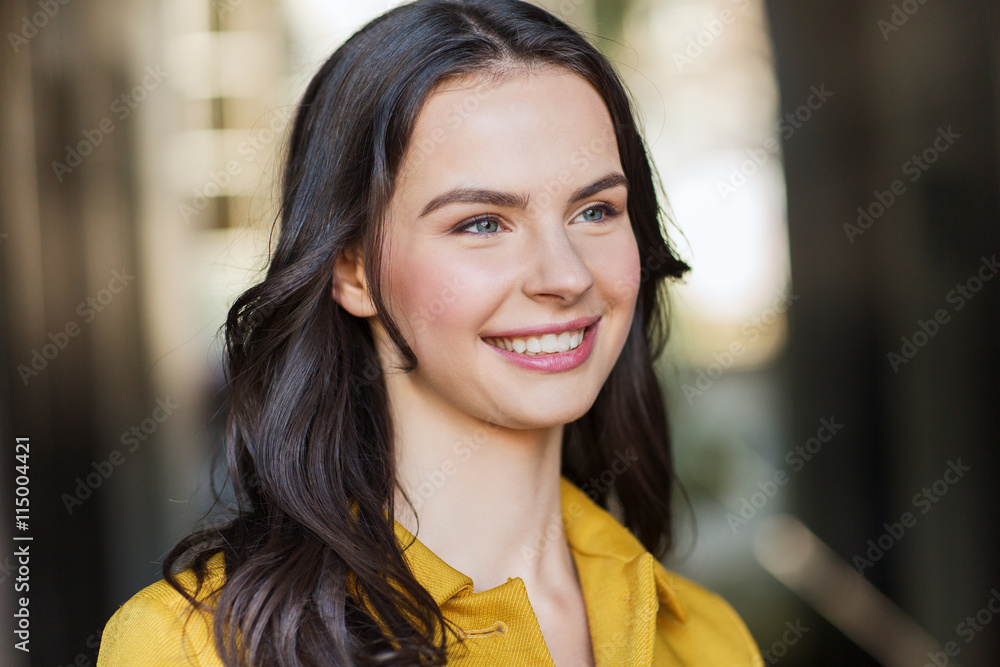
[96,1,763,666]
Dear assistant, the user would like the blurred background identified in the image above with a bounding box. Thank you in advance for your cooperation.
[0,0,997,664]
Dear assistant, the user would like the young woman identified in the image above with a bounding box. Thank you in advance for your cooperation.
[97,1,763,665]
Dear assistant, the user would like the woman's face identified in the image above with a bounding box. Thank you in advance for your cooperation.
[374,66,641,429]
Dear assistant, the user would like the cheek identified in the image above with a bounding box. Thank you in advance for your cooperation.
[591,228,642,305]
[387,248,497,348]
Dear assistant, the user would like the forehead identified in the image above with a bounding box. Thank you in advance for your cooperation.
[393,66,621,207]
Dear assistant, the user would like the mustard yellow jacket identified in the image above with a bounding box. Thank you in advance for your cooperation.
[97,477,764,665]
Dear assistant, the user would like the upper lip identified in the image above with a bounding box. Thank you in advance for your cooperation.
[481,314,601,339]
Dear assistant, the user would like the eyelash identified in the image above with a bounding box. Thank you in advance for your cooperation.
[456,202,624,236]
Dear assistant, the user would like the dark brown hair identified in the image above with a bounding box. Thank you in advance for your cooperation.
[161,0,690,664]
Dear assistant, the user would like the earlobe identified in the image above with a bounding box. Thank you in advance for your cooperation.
[332,244,377,318]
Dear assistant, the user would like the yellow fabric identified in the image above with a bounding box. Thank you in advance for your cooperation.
[98,477,764,665]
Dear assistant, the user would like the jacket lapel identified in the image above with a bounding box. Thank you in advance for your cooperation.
[560,477,688,666]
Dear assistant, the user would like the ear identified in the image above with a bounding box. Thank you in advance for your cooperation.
[332,243,377,318]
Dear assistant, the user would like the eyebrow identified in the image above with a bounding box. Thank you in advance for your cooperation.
[417,171,629,219]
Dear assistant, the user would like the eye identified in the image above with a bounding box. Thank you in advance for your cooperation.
[573,203,622,224]
[457,216,503,235]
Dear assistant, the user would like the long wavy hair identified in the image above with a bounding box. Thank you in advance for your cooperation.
[161,0,691,664]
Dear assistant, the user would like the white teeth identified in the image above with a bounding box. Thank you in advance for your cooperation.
[484,328,587,355]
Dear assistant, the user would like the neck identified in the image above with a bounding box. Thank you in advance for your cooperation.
[389,383,574,593]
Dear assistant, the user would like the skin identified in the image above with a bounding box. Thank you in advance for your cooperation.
[332,65,641,667]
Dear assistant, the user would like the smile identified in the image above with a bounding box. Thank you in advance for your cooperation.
[481,319,599,372]
[482,328,585,355]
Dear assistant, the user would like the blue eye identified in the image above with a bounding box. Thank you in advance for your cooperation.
[576,206,615,223]
[459,217,502,235]
[457,203,622,236]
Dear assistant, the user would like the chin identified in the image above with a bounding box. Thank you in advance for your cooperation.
[503,398,596,430]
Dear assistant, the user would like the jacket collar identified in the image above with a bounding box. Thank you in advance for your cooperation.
[392,475,688,624]
[558,476,689,624]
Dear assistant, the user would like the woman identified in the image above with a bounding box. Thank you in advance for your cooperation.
[97,0,764,665]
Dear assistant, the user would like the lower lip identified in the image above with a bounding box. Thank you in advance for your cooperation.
[482,319,599,373]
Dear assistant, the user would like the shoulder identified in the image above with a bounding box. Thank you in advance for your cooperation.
[97,553,227,667]
[652,563,764,667]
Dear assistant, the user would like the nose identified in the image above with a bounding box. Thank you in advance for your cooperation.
[521,221,595,301]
